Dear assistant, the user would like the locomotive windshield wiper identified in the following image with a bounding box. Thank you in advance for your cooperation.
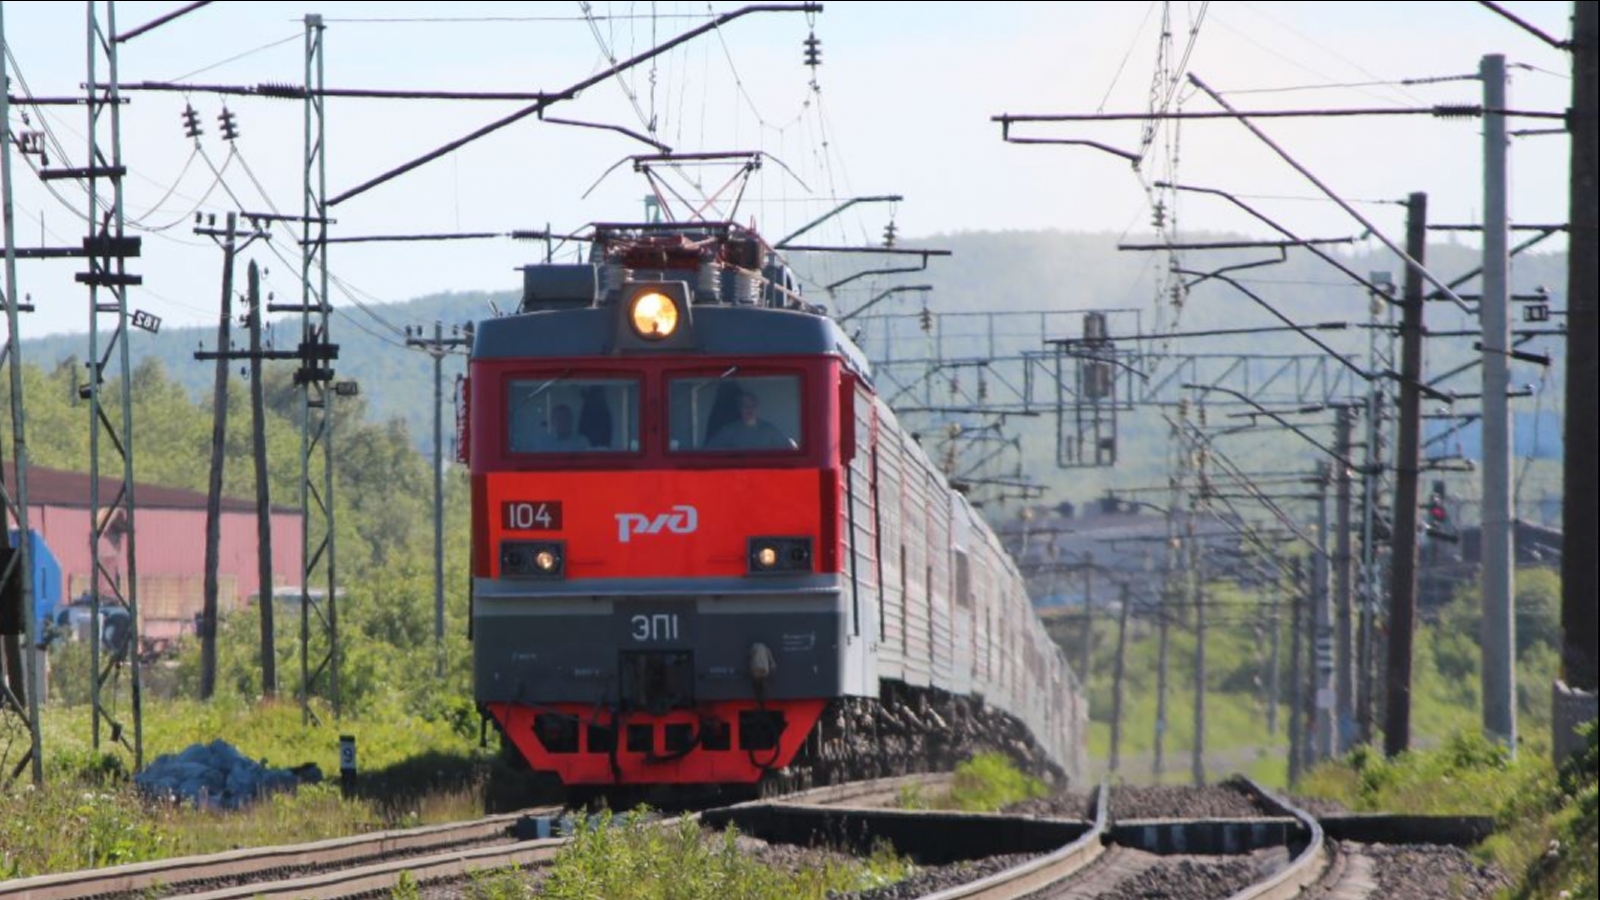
[511,368,574,414]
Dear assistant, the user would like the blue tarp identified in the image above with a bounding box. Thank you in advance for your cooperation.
[7,530,63,632]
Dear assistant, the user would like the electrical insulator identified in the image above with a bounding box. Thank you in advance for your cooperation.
[882,220,898,249]
[182,104,203,139]
[919,307,933,332]
[1151,200,1166,229]
[977,375,988,401]
[219,107,240,142]
[803,32,821,68]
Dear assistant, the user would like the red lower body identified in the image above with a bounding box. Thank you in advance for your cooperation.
[487,699,826,785]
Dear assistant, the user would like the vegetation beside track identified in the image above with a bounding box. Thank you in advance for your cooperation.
[898,752,1049,812]
[1060,568,1565,788]
[1299,723,1596,900]
[538,810,911,900]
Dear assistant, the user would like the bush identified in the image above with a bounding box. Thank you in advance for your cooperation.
[936,752,1049,812]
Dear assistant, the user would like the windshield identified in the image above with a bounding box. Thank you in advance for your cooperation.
[507,376,640,453]
[667,373,802,453]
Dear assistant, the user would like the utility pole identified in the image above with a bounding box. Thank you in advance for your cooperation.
[1190,439,1208,786]
[1333,407,1355,751]
[1267,582,1281,736]
[1078,553,1093,688]
[406,322,470,678]
[1288,556,1305,785]
[1563,0,1598,700]
[1313,462,1335,761]
[0,3,45,783]
[1109,580,1130,774]
[1154,577,1170,780]
[246,262,276,698]
[81,1,144,770]
[197,213,239,700]
[1479,53,1516,751]
[276,13,342,722]
[1385,192,1427,758]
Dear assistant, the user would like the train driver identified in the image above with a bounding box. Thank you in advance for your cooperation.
[707,390,795,450]
[540,404,592,452]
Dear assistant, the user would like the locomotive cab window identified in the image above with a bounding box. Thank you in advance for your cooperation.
[668,373,801,453]
[507,376,640,454]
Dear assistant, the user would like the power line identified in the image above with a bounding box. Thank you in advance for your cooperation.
[165,32,303,83]
[318,13,717,23]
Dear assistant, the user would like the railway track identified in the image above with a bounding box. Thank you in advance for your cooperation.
[715,777,1498,900]
[3,775,1501,900]
[888,778,1500,900]
[0,773,951,900]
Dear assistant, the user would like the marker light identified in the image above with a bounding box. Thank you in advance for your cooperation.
[747,537,812,575]
[629,290,680,340]
[501,540,565,579]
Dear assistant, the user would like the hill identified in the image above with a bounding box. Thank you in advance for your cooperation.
[18,230,1567,509]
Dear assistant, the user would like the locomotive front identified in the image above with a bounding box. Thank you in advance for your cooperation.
[468,224,871,786]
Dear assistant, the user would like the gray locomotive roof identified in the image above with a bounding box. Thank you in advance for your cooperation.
[472,304,873,377]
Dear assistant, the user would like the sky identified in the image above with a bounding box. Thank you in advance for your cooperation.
[0,1,1578,341]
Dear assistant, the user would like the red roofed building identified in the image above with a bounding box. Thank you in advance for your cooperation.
[7,464,302,642]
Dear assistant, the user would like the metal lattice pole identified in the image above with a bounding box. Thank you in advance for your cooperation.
[295,14,339,721]
[1,4,45,786]
[84,1,143,770]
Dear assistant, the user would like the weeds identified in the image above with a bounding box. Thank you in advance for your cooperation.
[1298,725,1599,900]
[899,752,1049,812]
[539,809,910,900]
[465,865,533,900]
[390,871,421,900]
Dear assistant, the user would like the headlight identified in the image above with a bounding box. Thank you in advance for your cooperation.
[502,540,566,579]
[747,537,812,574]
[629,290,679,340]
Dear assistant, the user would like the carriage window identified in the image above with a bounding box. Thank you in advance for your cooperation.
[668,374,801,453]
[507,377,639,453]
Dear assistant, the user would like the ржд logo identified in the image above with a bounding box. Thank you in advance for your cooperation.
[615,505,698,543]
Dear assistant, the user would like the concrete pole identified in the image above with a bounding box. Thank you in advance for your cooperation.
[1314,462,1335,761]
[199,213,237,701]
[1268,585,1281,736]
[248,263,276,698]
[1563,0,1598,696]
[1109,581,1130,774]
[1334,408,1356,750]
[1480,53,1517,750]
[1385,192,1428,758]
[433,321,446,678]
[1288,557,1305,784]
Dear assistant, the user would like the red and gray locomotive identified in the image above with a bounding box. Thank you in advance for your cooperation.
[467,222,1084,790]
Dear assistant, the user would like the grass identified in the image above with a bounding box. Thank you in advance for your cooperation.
[1296,725,1599,900]
[899,752,1049,812]
[536,810,912,900]
[2,694,497,879]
